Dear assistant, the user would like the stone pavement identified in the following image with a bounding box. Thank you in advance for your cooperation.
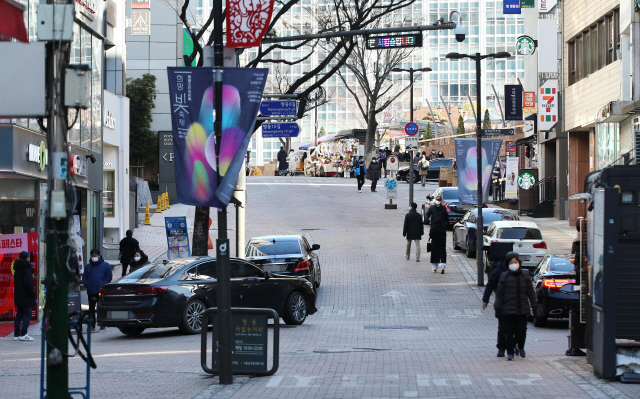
[0,176,637,399]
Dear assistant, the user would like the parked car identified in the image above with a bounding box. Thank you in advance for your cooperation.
[97,257,318,335]
[481,221,549,273]
[396,158,456,183]
[422,187,473,226]
[245,235,321,289]
[531,255,579,327]
[452,208,520,258]
[396,164,419,183]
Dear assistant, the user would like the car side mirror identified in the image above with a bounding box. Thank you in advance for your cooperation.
[263,271,272,280]
[311,244,321,251]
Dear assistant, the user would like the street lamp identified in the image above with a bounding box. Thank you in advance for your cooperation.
[391,67,432,208]
[445,51,511,287]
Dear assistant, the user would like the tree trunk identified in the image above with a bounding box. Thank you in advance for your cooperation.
[192,206,210,256]
[364,110,378,163]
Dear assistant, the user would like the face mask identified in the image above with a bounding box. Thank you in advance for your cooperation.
[134,257,141,262]
[91,257,99,263]
[435,201,441,205]
[509,263,520,271]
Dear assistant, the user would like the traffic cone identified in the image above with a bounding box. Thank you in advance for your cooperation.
[207,217,213,249]
[144,201,151,225]
[156,195,163,213]
[165,191,170,209]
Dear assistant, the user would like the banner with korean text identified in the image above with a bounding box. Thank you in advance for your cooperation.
[505,157,519,199]
[0,232,39,321]
[454,139,503,205]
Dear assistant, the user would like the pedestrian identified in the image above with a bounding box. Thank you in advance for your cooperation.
[353,156,366,193]
[277,146,288,176]
[368,157,381,192]
[379,148,388,178]
[437,149,445,158]
[127,250,149,273]
[403,202,424,262]
[429,216,448,273]
[119,229,140,277]
[287,149,299,176]
[482,251,518,357]
[431,149,437,159]
[424,195,449,225]
[13,251,35,341]
[418,151,430,187]
[82,249,113,331]
[494,254,538,360]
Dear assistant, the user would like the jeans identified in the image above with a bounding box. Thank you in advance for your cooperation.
[503,314,528,355]
[356,175,365,190]
[88,295,99,329]
[14,306,33,337]
[406,239,421,260]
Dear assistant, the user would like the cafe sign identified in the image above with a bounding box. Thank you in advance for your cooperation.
[69,154,87,177]
[28,141,48,171]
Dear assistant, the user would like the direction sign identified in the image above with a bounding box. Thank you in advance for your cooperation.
[262,122,301,138]
[259,101,297,116]
[385,178,397,191]
[482,129,515,136]
[405,122,419,136]
[405,136,419,150]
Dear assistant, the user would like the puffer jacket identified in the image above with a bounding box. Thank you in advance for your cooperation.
[13,258,36,307]
[494,269,537,316]
[82,256,113,296]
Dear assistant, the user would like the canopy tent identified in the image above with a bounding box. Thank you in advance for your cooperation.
[298,144,315,150]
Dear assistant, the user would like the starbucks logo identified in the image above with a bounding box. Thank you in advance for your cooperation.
[516,36,536,56]
[518,172,536,190]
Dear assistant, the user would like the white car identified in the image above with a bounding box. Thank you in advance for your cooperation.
[482,221,549,272]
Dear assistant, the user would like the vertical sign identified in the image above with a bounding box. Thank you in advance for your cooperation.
[226,0,274,47]
[503,0,521,14]
[523,91,535,108]
[521,0,535,8]
[0,232,39,321]
[183,28,194,66]
[538,79,558,131]
[538,19,558,73]
[165,216,191,259]
[504,85,523,120]
[454,138,503,205]
[539,0,558,12]
[212,313,269,372]
[131,10,150,36]
[505,157,519,199]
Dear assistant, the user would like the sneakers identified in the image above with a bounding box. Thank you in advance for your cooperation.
[518,347,526,358]
[507,354,514,361]
[432,269,437,273]
[14,336,20,341]
[497,348,505,357]
[441,268,445,274]
[358,190,362,193]
[19,334,34,341]
[405,255,410,260]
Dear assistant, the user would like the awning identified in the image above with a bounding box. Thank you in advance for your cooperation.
[0,0,28,42]
[298,144,315,150]
[507,134,537,148]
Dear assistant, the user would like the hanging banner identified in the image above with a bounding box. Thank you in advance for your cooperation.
[0,232,39,321]
[167,67,268,207]
[538,19,558,73]
[538,79,558,131]
[165,216,190,259]
[454,138,503,205]
[503,0,521,14]
[505,157,519,199]
[539,0,557,12]
[226,0,274,47]
[505,85,523,120]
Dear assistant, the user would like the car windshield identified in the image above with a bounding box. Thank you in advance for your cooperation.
[138,260,191,280]
[482,212,515,224]
[246,239,301,256]
[496,227,542,240]
[550,259,575,272]
[442,190,458,201]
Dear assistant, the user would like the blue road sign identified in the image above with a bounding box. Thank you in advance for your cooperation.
[260,101,297,116]
[262,122,301,138]
[385,178,397,191]
[405,122,419,136]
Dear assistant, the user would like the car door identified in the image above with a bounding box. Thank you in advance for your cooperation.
[231,260,281,311]
[300,237,318,281]
[465,212,477,248]
[453,211,469,246]
[194,261,217,307]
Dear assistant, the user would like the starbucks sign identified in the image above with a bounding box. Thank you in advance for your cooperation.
[518,172,536,190]
[516,36,536,56]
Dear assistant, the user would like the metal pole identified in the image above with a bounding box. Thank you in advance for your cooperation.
[475,54,485,287]
[409,68,414,207]
[235,159,246,259]
[213,0,233,384]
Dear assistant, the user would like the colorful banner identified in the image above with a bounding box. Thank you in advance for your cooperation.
[505,157,519,199]
[167,67,268,207]
[454,139,503,205]
[505,85,523,120]
[0,232,39,321]
[165,217,191,259]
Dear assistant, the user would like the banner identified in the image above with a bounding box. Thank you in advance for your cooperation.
[505,85,523,120]
[505,157,519,199]
[503,0,521,14]
[167,67,268,207]
[454,138,503,205]
[226,0,274,47]
[538,79,558,131]
[165,216,190,259]
[0,232,39,321]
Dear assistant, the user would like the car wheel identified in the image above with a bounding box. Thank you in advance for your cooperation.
[453,234,461,250]
[179,299,206,334]
[465,237,476,258]
[283,291,307,325]
[483,251,493,274]
[118,327,145,336]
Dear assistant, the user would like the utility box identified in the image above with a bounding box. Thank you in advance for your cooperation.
[37,4,74,42]
[64,65,91,109]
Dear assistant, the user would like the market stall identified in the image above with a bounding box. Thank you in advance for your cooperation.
[304,138,361,177]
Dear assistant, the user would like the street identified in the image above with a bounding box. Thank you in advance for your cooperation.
[1,176,638,399]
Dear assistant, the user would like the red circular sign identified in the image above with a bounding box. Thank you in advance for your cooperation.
[405,122,419,136]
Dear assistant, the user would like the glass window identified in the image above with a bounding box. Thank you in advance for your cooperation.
[263,141,271,149]
[68,23,81,146]
[103,171,115,217]
[263,151,271,159]
[81,28,92,149]
[92,35,103,153]
[550,259,575,272]
[497,228,543,240]
[231,261,262,277]
[198,262,217,279]
[246,239,302,256]
[140,261,189,280]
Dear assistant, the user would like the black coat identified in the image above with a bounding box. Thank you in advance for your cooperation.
[482,261,508,303]
[13,258,35,307]
[119,236,140,261]
[128,252,150,271]
[425,204,449,225]
[494,269,538,316]
[429,224,447,263]
[368,161,381,180]
[277,149,288,170]
[403,210,424,240]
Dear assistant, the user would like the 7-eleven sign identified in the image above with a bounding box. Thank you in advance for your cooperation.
[538,79,558,131]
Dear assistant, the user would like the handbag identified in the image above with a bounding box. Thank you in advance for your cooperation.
[426,239,432,252]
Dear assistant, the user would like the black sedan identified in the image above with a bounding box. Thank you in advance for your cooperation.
[422,187,472,226]
[531,256,579,327]
[452,208,520,258]
[97,257,317,335]
[246,235,321,289]
[397,158,456,183]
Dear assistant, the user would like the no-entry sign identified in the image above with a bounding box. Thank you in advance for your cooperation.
[405,122,419,136]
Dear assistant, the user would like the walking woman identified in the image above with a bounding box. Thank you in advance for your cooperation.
[418,151,429,187]
[429,216,447,273]
[494,254,538,360]
[353,156,366,193]
[368,157,381,192]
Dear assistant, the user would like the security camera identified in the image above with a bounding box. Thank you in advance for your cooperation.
[455,25,467,42]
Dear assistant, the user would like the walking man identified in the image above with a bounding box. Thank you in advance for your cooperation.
[353,156,366,193]
[379,148,388,178]
[82,249,112,331]
[119,229,140,277]
[277,146,288,176]
[368,157,381,192]
[482,252,516,357]
[403,202,424,262]
[13,251,35,341]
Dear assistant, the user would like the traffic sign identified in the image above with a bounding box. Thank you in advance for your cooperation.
[260,101,297,116]
[262,122,301,138]
[386,155,399,171]
[482,129,515,136]
[405,122,419,136]
[385,178,397,191]
[405,136,418,150]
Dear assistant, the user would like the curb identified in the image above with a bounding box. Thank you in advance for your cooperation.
[192,376,250,399]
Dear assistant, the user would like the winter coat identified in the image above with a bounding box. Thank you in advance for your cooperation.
[425,204,449,225]
[353,160,366,176]
[119,236,140,261]
[82,256,113,296]
[412,155,421,166]
[494,269,538,316]
[436,152,445,158]
[368,161,381,181]
[429,223,447,263]
[403,209,424,241]
[128,252,150,272]
[482,260,508,303]
[13,258,35,307]
[419,156,430,176]
[277,149,288,170]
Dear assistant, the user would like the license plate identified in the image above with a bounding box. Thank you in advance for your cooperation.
[519,255,530,261]
[263,264,286,272]
[108,311,130,319]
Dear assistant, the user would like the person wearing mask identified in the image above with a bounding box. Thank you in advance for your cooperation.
[119,230,140,277]
[418,151,430,187]
[482,252,519,357]
[403,202,424,262]
[287,149,299,176]
[429,216,448,273]
[437,149,445,158]
[82,249,113,331]
[368,157,381,192]
[494,255,538,360]
[13,251,35,341]
[353,156,366,193]
[277,146,288,176]
[127,250,149,273]
[424,195,449,226]
[431,149,437,159]
[379,148,387,178]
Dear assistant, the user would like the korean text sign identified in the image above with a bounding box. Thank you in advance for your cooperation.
[165,217,191,259]
[0,232,39,321]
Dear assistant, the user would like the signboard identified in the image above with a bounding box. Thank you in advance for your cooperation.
[261,122,301,138]
[505,141,516,156]
[132,10,150,36]
[538,19,558,73]
[404,122,419,136]
[27,141,48,171]
[504,85,523,120]
[0,232,39,322]
[538,79,558,131]
[165,216,190,259]
[259,101,297,116]
[538,0,557,12]
[505,157,519,199]
[405,136,419,150]
[183,28,194,66]
[386,155,399,171]
[521,0,535,8]
[454,138,503,205]
[366,34,422,50]
[69,290,81,321]
[482,129,515,136]
[523,91,535,108]
[518,171,536,190]
[69,154,87,177]
[503,0,521,14]
[516,36,536,56]
[131,0,149,8]
[226,0,274,47]
[212,313,268,372]
[385,178,397,199]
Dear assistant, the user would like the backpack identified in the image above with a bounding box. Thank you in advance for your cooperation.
[420,160,429,170]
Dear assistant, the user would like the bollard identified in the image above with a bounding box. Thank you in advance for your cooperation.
[144,201,151,225]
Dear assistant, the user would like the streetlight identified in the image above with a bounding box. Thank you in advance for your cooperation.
[391,67,432,208]
[445,50,510,287]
